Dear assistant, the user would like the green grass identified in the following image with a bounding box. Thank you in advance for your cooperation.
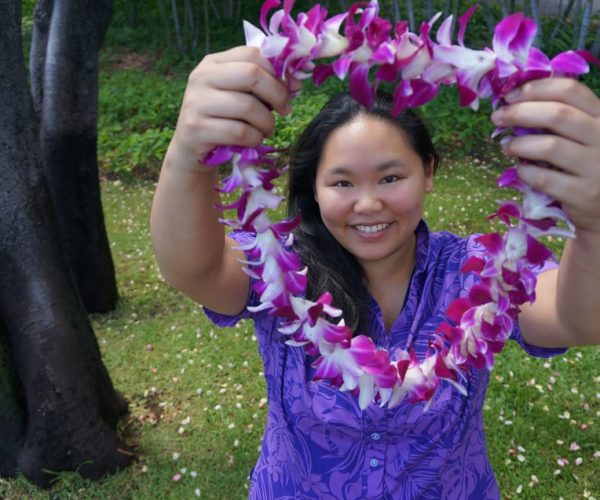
[2,159,599,498]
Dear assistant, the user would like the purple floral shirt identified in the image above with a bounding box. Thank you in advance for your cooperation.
[204,221,565,499]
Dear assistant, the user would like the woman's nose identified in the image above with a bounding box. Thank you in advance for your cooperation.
[353,191,383,213]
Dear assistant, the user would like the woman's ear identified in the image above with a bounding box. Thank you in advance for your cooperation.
[424,156,435,193]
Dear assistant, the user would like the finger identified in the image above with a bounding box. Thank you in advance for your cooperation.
[200,117,265,150]
[209,46,275,76]
[504,134,591,176]
[492,100,600,145]
[204,61,291,116]
[201,90,276,138]
[505,77,600,117]
[288,75,303,93]
[516,162,596,207]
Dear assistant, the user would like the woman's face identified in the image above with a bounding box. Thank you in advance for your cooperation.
[314,115,433,271]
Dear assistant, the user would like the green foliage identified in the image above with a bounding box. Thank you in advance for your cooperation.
[269,80,343,151]
[95,0,598,180]
[98,68,185,178]
[99,125,174,177]
[420,85,496,156]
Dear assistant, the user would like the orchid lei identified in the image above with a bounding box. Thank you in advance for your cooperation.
[203,0,597,410]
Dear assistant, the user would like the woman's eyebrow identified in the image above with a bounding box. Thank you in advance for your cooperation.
[326,160,405,176]
[376,160,406,172]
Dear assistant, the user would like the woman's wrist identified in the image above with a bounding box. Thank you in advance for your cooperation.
[164,136,215,174]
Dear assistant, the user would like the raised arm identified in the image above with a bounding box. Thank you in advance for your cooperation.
[493,77,600,347]
[150,46,292,315]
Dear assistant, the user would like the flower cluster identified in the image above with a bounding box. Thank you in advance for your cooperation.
[204,0,595,409]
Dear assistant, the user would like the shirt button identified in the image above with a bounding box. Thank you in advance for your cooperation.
[371,432,381,441]
[369,458,379,468]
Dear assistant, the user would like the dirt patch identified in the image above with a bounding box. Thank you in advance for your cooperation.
[104,49,159,72]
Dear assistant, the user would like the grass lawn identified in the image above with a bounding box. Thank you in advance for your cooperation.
[1,157,599,499]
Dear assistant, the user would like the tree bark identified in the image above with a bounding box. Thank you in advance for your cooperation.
[481,1,497,37]
[578,0,593,49]
[34,0,119,314]
[30,0,52,119]
[549,0,576,45]
[405,0,415,31]
[0,328,26,478]
[530,0,543,47]
[591,17,600,56]
[0,0,132,486]
[391,0,401,23]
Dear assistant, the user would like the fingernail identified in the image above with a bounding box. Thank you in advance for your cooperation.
[505,88,520,102]
[491,109,504,125]
[516,163,535,182]
[500,136,512,153]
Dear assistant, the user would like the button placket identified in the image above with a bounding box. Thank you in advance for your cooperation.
[363,405,386,496]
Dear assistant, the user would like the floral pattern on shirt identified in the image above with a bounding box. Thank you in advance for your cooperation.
[204,221,565,499]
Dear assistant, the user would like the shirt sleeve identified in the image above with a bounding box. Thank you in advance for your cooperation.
[465,234,567,359]
[202,230,261,328]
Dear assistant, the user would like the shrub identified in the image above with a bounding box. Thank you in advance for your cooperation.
[98,68,184,178]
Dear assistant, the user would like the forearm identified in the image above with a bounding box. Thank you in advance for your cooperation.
[150,140,225,289]
[556,230,600,345]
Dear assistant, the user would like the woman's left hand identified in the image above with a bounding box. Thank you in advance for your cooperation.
[491,77,600,235]
[501,77,600,347]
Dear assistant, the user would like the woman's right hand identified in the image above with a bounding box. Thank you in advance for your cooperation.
[169,45,295,170]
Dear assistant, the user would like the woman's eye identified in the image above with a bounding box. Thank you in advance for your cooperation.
[334,180,352,187]
[380,175,399,184]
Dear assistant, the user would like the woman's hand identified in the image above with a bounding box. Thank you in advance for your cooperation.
[501,78,600,347]
[169,45,295,170]
[492,77,600,235]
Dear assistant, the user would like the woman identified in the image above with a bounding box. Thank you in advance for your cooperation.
[151,46,600,498]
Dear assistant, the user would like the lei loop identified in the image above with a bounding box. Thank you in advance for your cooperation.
[203,0,598,410]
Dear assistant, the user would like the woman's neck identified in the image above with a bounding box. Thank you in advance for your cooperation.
[362,235,417,331]
[361,233,417,293]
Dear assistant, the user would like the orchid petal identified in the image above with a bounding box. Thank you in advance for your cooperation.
[457,4,478,46]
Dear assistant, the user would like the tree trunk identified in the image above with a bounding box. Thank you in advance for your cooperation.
[30,0,52,119]
[549,0,576,45]
[34,0,119,314]
[391,0,401,23]
[405,0,415,31]
[530,0,543,47]
[573,0,583,46]
[591,17,600,56]
[578,0,593,49]
[0,0,132,487]
[425,0,433,20]
[481,1,497,37]
[0,329,26,478]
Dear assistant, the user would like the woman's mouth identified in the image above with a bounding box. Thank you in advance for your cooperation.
[352,222,392,234]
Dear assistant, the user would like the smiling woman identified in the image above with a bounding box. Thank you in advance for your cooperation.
[288,92,440,334]
[150,1,600,497]
[293,93,435,333]
[315,112,432,279]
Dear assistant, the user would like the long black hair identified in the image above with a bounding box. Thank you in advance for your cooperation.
[287,92,439,334]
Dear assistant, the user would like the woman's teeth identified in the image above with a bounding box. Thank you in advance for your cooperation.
[354,223,390,233]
